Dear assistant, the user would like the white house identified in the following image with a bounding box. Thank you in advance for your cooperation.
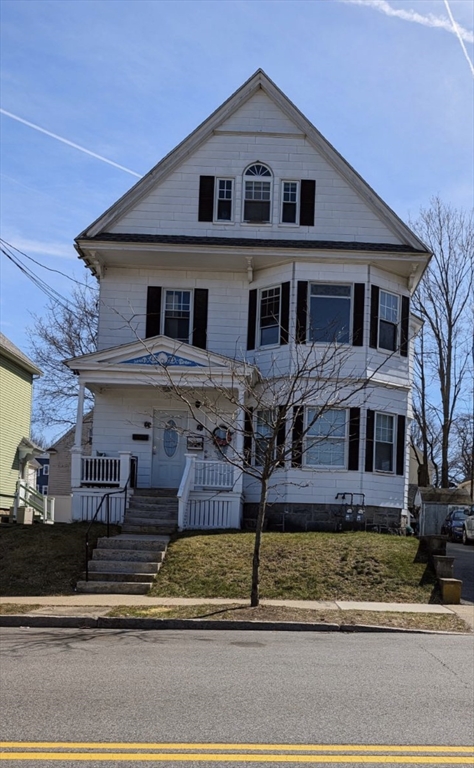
[67,70,431,533]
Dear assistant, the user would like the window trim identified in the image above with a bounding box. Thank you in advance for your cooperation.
[258,284,282,348]
[254,409,276,466]
[378,289,400,353]
[307,282,353,345]
[374,412,395,474]
[303,407,348,469]
[162,288,194,345]
[242,163,273,224]
[280,180,300,225]
[42,464,49,476]
[214,177,234,223]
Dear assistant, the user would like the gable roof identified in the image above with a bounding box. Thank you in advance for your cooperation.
[77,70,429,254]
[0,333,42,376]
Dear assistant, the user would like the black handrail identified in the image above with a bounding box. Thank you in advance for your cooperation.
[84,475,131,582]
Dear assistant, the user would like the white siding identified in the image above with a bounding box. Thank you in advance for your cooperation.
[108,92,401,244]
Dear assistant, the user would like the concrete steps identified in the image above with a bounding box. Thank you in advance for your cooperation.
[76,529,170,595]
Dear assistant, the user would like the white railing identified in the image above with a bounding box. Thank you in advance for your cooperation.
[77,490,127,524]
[194,459,234,489]
[81,456,121,485]
[187,498,234,529]
[177,455,196,530]
[14,480,55,523]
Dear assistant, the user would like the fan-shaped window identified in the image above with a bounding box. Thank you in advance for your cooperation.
[243,164,272,223]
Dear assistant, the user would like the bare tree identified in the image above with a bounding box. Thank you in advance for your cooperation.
[28,280,98,430]
[150,340,387,607]
[410,198,474,488]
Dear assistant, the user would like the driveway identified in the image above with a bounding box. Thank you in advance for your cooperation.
[447,541,474,604]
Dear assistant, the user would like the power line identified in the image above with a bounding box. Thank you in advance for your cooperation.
[0,238,92,288]
[1,241,76,310]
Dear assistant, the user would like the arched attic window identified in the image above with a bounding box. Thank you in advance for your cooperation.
[243,163,272,223]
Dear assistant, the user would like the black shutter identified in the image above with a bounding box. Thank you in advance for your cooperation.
[369,285,379,349]
[348,407,361,471]
[192,289,208,349]
[244,407,254,465]
[291,406,304,467]
[296,281,308,344]
[146,286,162,338]
[396,415,406,476]
[352,284,365,347]
[198,176,215,222]
[299,180,315,226]
[400,296,410,357]
[280,281,290,345]
[247,289,257,351]
[365,409,375,472]
[276,405,286,467]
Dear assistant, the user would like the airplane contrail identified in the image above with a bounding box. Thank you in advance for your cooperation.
[443,0,474,78]
[340,0,474,43]
[0,109,142,177]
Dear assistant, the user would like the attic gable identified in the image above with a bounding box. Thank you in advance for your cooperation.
[78,70,428,253]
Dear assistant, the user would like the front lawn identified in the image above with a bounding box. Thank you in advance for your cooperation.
[150,531,437,603]
[0,523,119,596]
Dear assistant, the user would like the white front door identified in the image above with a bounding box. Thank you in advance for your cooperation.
[151,410,187,488]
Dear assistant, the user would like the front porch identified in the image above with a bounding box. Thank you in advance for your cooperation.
[72,451,242,530]
[67,336,251,530]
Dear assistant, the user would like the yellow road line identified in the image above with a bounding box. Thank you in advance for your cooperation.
[1,743,473,753]
[0,753,473,764]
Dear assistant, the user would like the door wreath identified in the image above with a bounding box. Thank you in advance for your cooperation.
[212,425,233,448]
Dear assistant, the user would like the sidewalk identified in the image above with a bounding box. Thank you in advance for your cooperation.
[1,595,473,630]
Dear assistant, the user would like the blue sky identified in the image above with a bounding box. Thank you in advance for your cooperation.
[1,0,473,362]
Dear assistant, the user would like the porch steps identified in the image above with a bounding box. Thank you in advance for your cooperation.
[76,533,169,595]
[121,489,179,536]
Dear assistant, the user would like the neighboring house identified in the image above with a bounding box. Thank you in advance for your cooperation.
[47,412,93,523]
[36,454,50,495]
[66,69,431,531]
[457,479,474,502]
[0,333,43,512]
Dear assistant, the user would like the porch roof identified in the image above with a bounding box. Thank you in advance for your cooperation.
[64,335,256,389]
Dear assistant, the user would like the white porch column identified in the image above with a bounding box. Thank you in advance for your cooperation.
[119,451,132,486]
[71,381,85,489]
[232,386,246,494]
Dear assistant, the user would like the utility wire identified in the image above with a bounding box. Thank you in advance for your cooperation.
[1,242,76,310]
[0,238,92,288]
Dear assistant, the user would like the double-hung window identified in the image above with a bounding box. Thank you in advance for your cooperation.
[281,181,298,223]
[305,409,347,467]
[309,284,351,343]
[259,287,281,347]
[255,410,274,466]
[375,413,394,472]
[164,290,192,343]
[379,291,399,351]
[243,164,272,222]
[216,179,233,221]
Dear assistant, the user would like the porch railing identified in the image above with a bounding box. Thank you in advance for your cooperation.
[81,456,121,485]
[194,459,234,489]
[14,480,55,523]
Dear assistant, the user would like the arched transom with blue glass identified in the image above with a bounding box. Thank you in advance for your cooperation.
[244,164,272,223]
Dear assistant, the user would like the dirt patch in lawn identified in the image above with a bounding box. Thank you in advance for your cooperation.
[150,531,438,603]
[0,523,120,596]
[106,604,469,632]
[0,603,40,615]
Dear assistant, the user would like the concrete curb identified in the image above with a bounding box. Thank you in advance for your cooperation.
[0,614,468,634]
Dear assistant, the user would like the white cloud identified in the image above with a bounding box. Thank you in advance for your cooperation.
[340,0,474,43]
[4,235,76,261]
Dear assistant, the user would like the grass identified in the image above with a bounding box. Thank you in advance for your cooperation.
[106,604,469,633]
[0,603,40,615]
[0,523,120,596]
[150,531,438,603]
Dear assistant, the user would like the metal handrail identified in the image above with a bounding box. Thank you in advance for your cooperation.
[84,475,131,582]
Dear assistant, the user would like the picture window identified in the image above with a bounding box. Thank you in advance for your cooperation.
[309,284,351,344]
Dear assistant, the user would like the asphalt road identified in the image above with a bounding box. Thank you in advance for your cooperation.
[1,628,473,766]
[447,541,474,604]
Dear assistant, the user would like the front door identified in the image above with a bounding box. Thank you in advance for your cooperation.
[151,410,187,488]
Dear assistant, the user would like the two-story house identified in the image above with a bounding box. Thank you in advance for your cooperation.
[67,70,431,533]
